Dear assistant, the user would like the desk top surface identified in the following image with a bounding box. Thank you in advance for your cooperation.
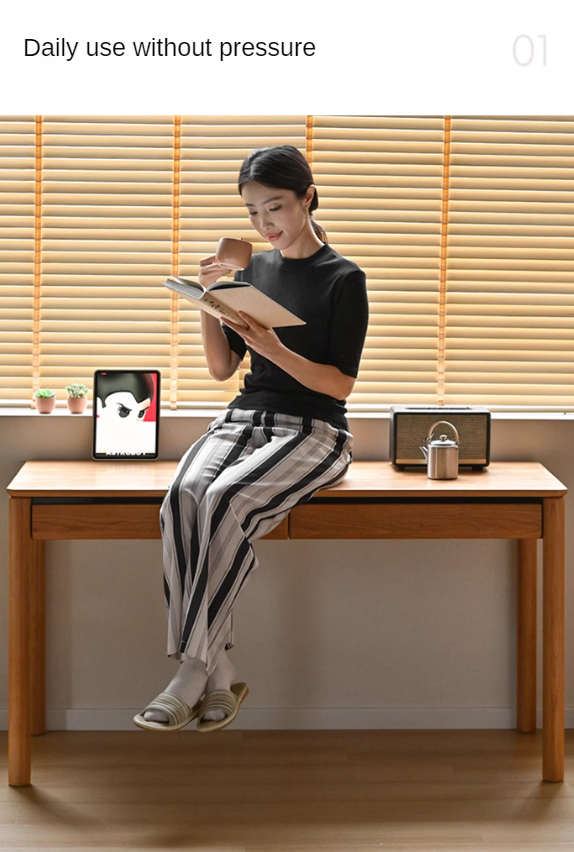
[6,459,567,499]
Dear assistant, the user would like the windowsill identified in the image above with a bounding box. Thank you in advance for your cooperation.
[2,407,574,423]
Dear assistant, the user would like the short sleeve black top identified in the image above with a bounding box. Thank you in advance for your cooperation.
[221,243,369,431]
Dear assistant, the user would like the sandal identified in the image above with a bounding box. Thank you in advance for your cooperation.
[196,682,249,733]
[133,691,203,731]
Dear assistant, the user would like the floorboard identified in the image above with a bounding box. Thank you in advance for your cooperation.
[0,730,573,850]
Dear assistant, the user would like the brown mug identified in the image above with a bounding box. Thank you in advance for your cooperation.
[215,237,252,270]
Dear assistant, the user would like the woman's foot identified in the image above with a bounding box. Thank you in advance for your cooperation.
[202,650,237,722]
[143,657,208,724]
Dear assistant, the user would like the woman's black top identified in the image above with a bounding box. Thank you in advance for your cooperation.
[222,243,369,431]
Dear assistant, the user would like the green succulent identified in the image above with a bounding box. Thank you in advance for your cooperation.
[65,383,89,398]
[34,388,55,398]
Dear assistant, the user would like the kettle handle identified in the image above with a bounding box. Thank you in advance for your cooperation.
[427,420,460,443]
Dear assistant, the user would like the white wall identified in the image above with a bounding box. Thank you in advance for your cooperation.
[1,410,572,729]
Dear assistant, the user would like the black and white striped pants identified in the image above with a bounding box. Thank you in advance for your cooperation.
[159,408,354,675]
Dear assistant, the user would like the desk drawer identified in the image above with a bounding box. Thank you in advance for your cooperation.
[289,502,542,539]
[32,503,289,540]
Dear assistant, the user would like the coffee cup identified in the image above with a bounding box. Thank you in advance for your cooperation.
[215,237,252,271]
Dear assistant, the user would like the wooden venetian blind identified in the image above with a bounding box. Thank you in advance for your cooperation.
[311,116,444,408]
[1,115,574,411]
[175,116,307,406]
[446,117,574,410]
[0,118,36,402]
[38,116,177,405]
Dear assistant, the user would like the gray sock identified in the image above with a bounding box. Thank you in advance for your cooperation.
[143,657,208,724]
[202,650,237,722]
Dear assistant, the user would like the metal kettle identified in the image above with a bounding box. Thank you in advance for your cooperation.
[420,420,460,480]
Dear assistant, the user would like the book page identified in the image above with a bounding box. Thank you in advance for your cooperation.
[163,277,249,326]
[167,276,204,299]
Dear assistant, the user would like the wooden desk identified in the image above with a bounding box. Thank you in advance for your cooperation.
[7,460,567,786]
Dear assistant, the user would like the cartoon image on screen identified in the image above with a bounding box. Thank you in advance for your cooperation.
[93,370,160,459]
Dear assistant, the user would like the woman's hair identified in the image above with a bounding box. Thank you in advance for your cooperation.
[97,371,155,406]
[238,145,327,243]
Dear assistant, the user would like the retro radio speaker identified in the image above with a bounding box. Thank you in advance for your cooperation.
[390,405,491,469]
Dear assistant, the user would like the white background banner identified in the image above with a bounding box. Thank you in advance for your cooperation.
[2,0,573,113]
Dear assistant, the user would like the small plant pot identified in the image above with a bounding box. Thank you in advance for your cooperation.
[67,396,87,414]
[35,396,56,414]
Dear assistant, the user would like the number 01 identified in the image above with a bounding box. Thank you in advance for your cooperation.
[513,34,547,66]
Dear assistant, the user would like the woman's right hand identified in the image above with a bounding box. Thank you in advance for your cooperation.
[198,255,233,289]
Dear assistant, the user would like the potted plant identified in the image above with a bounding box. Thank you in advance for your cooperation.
[65,383,89,414]
[34,388,56,414]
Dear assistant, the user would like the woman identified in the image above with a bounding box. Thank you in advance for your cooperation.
[134,145,369,732]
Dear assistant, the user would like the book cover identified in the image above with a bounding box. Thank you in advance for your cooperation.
[163,276,305,329]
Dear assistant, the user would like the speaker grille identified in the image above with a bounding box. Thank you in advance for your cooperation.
[392,411,490,466]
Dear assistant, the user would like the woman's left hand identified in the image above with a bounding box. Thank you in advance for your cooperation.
[225,312,285,361]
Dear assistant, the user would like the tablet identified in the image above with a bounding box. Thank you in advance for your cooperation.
[92,370,161,460]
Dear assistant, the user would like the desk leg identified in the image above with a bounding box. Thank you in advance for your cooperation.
[8,498,32,786]
[542,496,565,783]
[30,538,46,736]
[516,539,537,733]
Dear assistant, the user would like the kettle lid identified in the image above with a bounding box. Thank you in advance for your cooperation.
[430,433,458,447]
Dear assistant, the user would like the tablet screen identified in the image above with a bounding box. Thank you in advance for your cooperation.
[92,370,161,460]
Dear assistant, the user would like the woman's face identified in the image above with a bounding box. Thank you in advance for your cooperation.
[241,181,315,256]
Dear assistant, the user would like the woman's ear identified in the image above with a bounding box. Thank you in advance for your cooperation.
[304,184,316,211]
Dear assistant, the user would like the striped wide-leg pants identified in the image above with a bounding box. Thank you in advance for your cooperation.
[159,408,354,675]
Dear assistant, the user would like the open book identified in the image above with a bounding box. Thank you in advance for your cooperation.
[163,276,305,329]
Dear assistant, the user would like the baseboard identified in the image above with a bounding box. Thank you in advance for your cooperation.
[0,706,568,731]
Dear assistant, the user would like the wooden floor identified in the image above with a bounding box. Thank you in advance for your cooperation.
[1,729,574,850]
